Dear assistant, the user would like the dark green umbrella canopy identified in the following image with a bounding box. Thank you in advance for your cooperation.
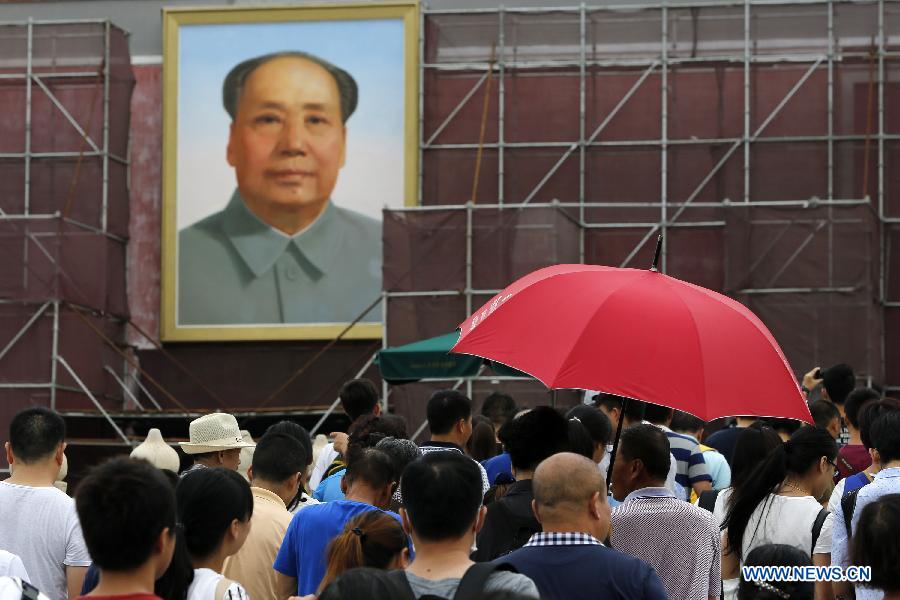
[377,331,527,384]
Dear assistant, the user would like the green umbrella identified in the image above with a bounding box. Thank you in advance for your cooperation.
[377,331,527,384]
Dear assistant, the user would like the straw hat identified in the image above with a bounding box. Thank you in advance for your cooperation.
[131,428,180,472]
[179,413,255,455]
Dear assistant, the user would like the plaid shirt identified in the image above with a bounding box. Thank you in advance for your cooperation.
[523,532,604,548]
[179,462,208,478]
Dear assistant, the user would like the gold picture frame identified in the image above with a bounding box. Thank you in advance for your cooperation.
[161,2,418,342]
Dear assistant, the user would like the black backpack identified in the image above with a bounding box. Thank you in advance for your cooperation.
[491,500,542,558]
[387,563,519,600]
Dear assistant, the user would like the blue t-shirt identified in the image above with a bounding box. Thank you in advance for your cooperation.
[313,469,346,502]
[500,542,666,599]
[482,452,513,485]
[273,500,404,596]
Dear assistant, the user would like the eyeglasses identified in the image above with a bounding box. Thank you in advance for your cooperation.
[825,458,838,472]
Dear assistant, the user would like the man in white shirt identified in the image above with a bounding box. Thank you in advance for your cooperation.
[309,379,381,490]
[1,407,91,600]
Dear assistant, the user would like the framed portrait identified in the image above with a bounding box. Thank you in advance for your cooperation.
[161,2,418,341]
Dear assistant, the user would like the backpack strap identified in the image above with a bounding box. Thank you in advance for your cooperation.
[697,489,720,512]
[20,580,41,600]
[214,576,236,600]
[840,488,862,538]
[454,562,518,600]
[386,570,419,600]
[810,508,830,556]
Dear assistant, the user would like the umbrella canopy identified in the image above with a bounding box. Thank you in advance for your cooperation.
[451,263,811,423]
[378,332,527,384]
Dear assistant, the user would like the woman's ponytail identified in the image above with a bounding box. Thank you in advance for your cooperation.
[317,510,407,594]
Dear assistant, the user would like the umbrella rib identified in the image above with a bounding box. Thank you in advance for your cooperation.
[662,278,711,418]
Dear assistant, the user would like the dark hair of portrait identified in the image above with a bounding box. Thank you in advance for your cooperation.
[223,51,358,123]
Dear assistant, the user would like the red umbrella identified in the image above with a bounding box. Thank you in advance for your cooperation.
[451,254,811,425]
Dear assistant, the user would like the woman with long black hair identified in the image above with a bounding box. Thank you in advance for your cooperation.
[721,425,837,600]
[710,423,783,527]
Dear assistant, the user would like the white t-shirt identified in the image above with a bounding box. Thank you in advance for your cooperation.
[712,486,734,529]
[721,493,832,600]
[0,552,29,581]
[187,568,250,600]
[738,494,833,559]
[0,482,91,600]
[308,443,339,491]
[289,492,320,514]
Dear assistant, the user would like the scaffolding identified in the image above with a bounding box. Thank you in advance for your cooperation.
[0,20,139,449]
[382,0,898,429]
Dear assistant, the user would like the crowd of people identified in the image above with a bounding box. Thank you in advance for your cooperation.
[1,363,899,600]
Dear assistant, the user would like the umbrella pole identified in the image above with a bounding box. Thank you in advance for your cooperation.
[605,397,630,488]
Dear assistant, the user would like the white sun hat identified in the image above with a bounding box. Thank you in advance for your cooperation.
[237,430,255,481]
[179,413,255,455]
[131,428,181,472]
[53,454,68,493]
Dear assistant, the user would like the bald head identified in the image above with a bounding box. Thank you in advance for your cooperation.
[534,452,605,511]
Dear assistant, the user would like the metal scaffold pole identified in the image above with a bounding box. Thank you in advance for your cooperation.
[389,0,893,402]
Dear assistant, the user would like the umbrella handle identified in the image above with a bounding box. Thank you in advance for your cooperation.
[606,397,630,490]
[650,234,663,272]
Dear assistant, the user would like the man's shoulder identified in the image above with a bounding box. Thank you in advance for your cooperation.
[666,430,701,449]
[251,497,293,528]
[483,453,510,467]
[178,211,235,268]
[705,428,737,443]
[331,205,382,241]
[705,427,729,439]
[614,496,714,522]
[179,210,229,242]
[484,570,539,597]
[289,498,331,525]
[0,481,73,506]
[863,472,900,499]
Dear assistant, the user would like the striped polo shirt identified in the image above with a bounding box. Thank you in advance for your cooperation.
[660,425,712,490]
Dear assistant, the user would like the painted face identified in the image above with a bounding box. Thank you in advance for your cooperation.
[227,57,346,221]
